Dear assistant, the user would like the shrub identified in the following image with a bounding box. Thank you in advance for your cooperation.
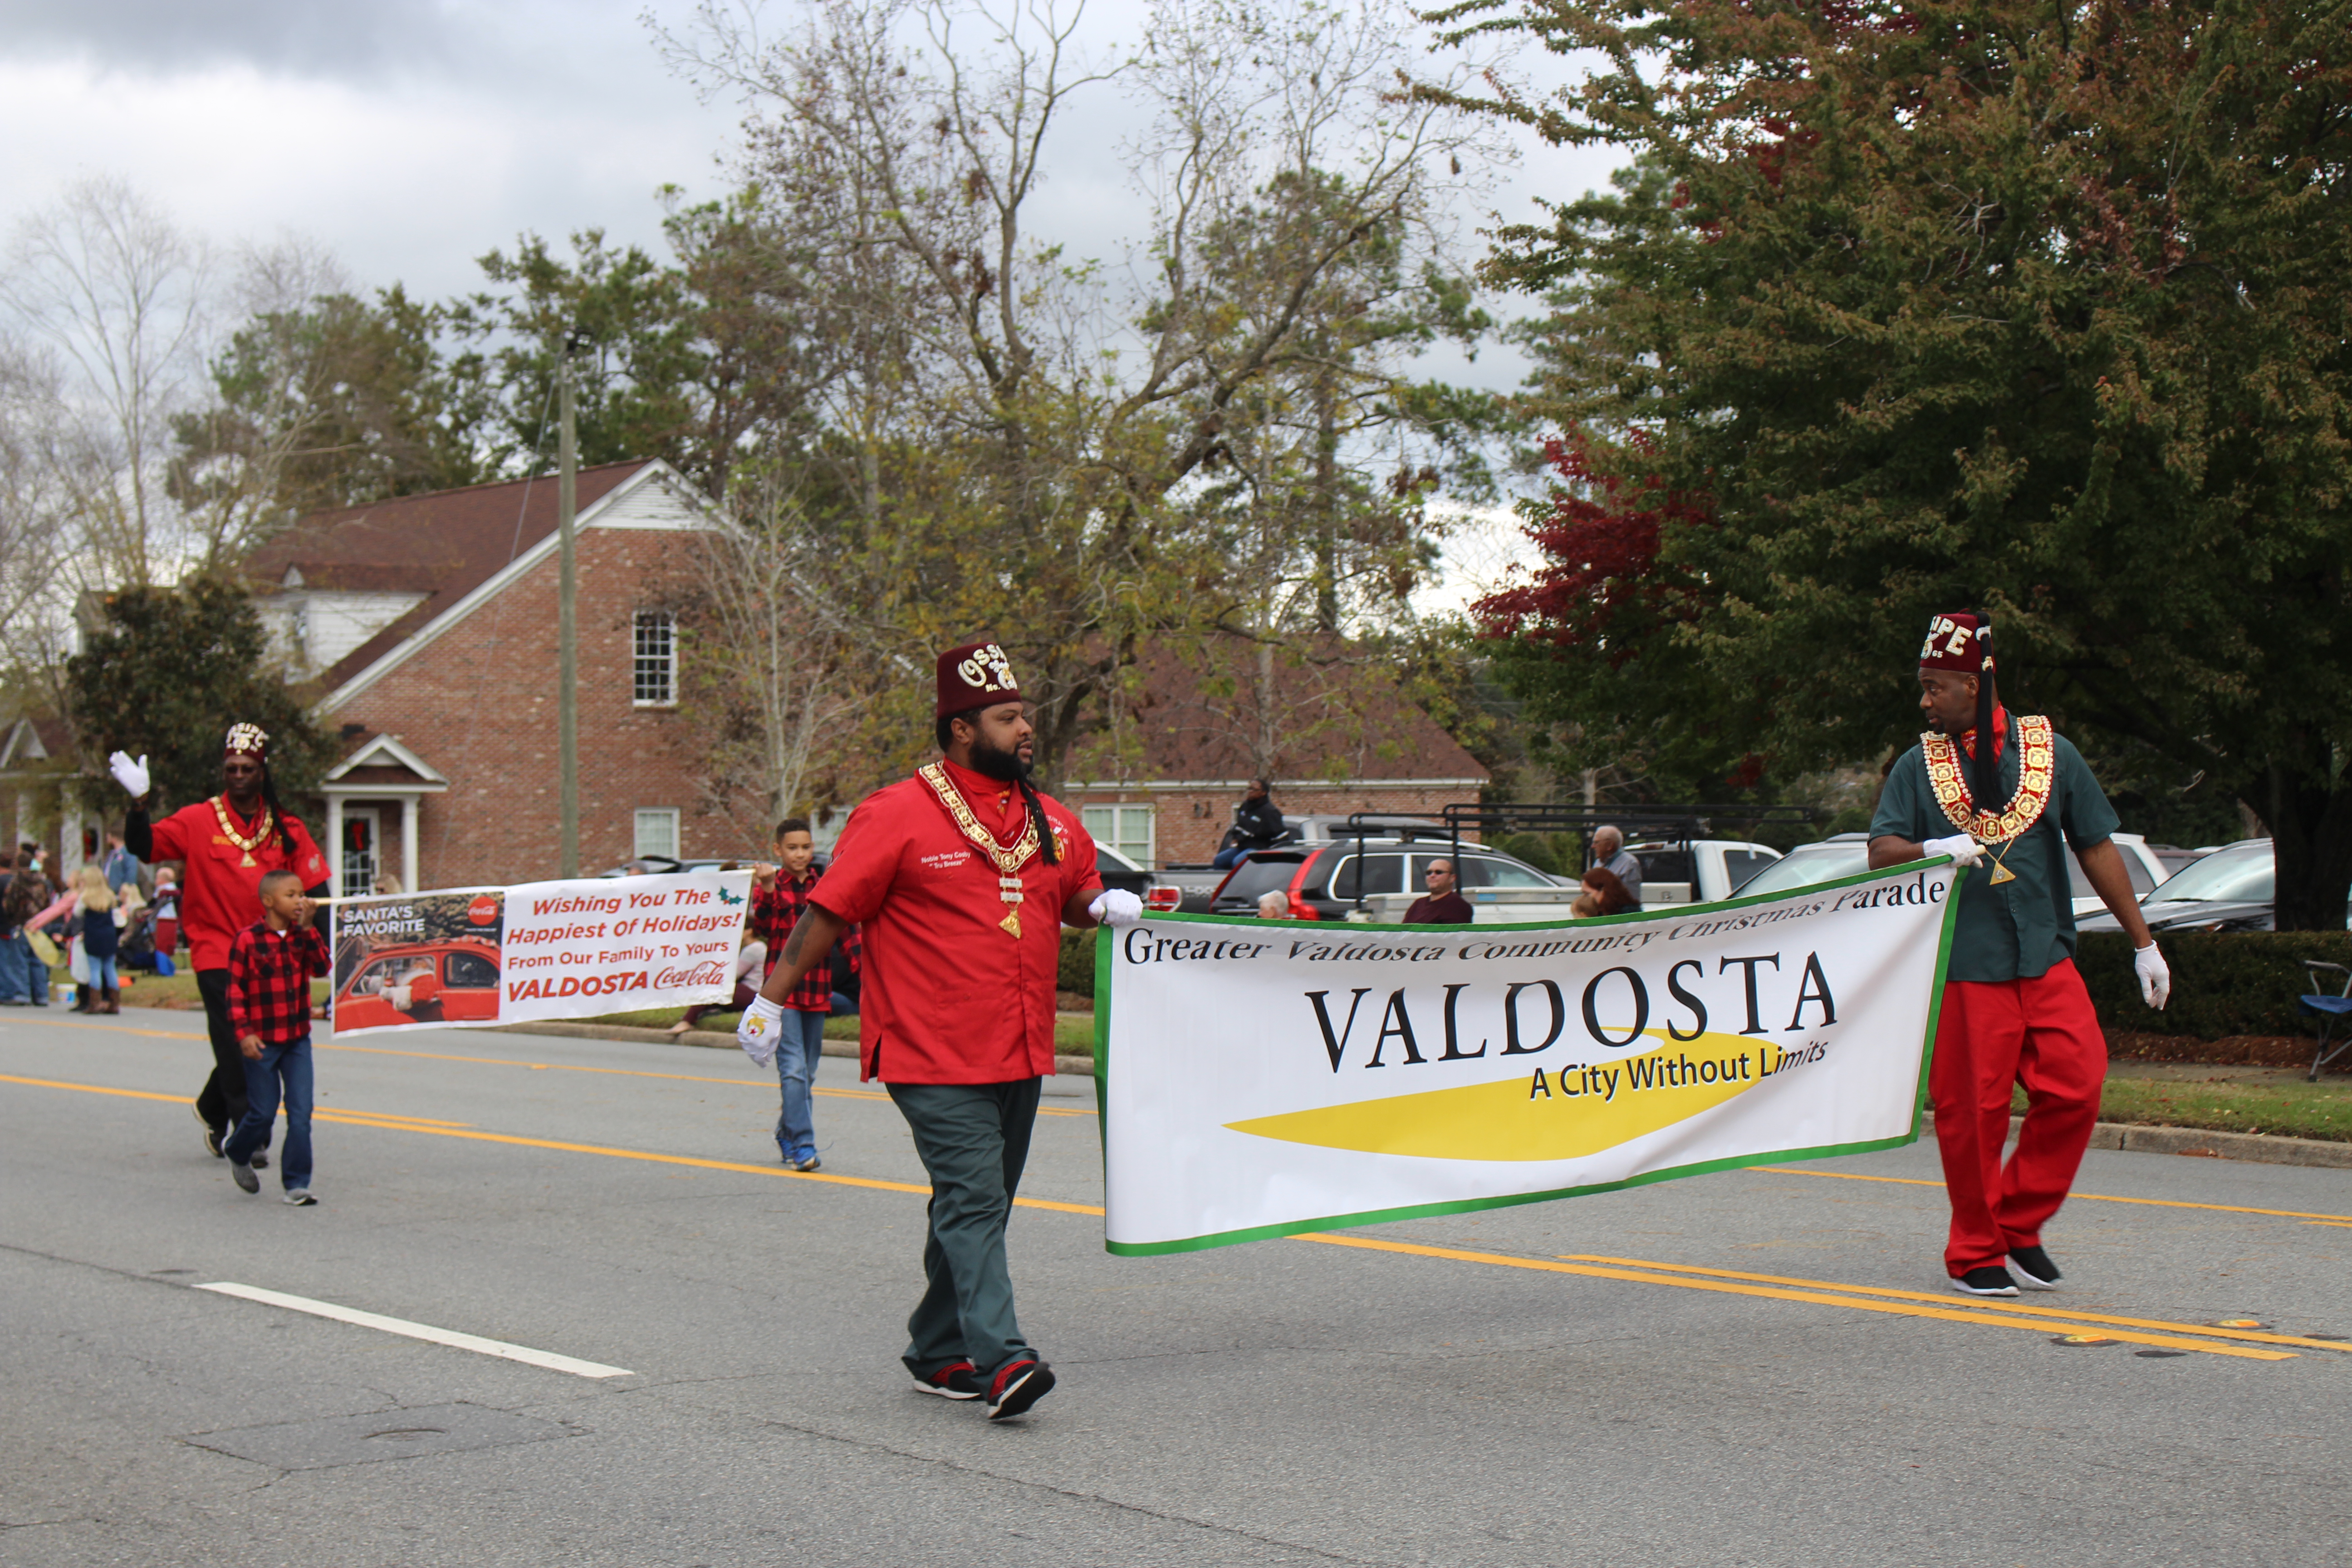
[1059,927,1097,999]
[2076,931,2352,1040]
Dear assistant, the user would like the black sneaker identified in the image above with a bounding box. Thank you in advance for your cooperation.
[2007,1245,2061,1290]
[229,1159,259,1195]
[195,1104,224,1158]
[985,1357,1055,1421]
[913,1360,984,1400]
[1950,1265,2021,1298]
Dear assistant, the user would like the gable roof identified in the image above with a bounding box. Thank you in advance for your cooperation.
[244,460,662,695]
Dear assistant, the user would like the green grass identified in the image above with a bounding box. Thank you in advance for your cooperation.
[2016,1070,2352,1143]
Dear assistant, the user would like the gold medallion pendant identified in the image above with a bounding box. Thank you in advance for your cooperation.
[210,795,274,870]
[1921,716,2055,882]
[918,763,1044,938]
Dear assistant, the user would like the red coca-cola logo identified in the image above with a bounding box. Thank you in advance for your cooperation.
[467,896,500,926]
[654,962,729,989]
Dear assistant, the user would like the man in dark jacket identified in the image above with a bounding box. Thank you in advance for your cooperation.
[1212,780,1287,869]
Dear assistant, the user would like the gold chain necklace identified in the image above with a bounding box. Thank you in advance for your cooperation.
[210,795,274,869]
[1921,715,2056,885]
[918,762,1042,937]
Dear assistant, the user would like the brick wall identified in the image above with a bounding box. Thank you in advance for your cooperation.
[330,528,750,887]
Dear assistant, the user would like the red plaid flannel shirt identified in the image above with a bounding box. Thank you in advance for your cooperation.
[750,869,861,1012]
[227,920,331,1045]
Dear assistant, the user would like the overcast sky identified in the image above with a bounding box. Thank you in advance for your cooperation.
[0,0,1625,610]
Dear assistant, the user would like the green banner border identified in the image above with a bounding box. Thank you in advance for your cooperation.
[1099,855,1965,1256]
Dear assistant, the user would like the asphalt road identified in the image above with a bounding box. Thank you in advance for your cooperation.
[4,1004,2348,1567]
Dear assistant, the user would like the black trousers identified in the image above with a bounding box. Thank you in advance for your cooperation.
[192,968,249,1133]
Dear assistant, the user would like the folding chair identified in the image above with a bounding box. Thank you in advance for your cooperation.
[2298,961,2352,1083]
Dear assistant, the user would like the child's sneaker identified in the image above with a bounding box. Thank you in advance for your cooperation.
[229,1159,259,1195]
[282,1190,317,1207]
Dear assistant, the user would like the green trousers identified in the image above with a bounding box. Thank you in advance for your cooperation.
[885,1077,1043,1378]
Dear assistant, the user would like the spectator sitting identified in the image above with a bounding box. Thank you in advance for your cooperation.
[1403,857,1474,926]
[1589,826,1644,906]
[1212,780,1287,869]
[151,867,181,962]
[1571,866,1638,919]
[1256,890,1293,920]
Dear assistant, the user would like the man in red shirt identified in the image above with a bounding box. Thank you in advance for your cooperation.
[741,642,1142,1421]
[113,725,331,1162]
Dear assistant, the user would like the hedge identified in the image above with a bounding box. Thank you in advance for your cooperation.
[1059,927,1098,999]
[2077,931,2352,1040]
[1064,924,2349,1037]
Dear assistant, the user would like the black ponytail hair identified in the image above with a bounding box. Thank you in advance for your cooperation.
[1969,615,2002,811]
[259,760,298,856]
[1017,777,1060,866]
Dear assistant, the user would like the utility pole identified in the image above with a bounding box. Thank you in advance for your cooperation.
[557,339,580,879]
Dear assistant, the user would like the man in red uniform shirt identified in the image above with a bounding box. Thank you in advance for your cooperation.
[742,641,1142,1421]
[113,725,330,1161]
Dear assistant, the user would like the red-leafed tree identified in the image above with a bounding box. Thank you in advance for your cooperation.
[1474,428,1762,799]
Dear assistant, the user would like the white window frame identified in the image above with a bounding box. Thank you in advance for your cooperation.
[1081,804,1156,870]
[633,610,677,707]
[633,808,681,860]
[341,806,380,895]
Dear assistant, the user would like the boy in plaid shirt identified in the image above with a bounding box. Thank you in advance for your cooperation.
[225,869,331,1204]
[749,818,858,1171]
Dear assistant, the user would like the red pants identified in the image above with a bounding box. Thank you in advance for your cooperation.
[1930,959,2107,1274]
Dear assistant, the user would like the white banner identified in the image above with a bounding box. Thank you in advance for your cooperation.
[329,870,754,1037]
[1099,859,1962,1254]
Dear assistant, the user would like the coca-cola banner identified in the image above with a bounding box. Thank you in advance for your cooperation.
[327,870,755,1038]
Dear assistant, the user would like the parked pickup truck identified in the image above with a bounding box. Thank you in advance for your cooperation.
[1624,840,1783,905]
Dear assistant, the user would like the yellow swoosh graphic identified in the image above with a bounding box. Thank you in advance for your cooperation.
[1227,1029,1793,1162]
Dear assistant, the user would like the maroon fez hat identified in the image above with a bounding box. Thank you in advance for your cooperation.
[1918,612,1993,676]
[936,641,1024,717]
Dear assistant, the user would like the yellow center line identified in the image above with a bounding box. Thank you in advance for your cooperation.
[0,1072,1098,1211]
[0,1070,2314,1359]
[1297,1234,2291,1360]
[1755,1165,2352,1225]
[1560,1253,2351,1354]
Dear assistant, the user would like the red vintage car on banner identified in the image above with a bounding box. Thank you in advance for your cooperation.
[334,939,501,1031]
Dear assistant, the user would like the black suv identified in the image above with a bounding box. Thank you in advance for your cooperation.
[1208,840,1564,921]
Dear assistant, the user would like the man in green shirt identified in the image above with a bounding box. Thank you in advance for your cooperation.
[1870,612,2171,1298]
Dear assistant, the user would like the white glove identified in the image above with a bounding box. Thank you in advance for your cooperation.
[108,751,150,799]
[1088,888,1144,928]
[1922,833,1983,868]
[2134,942,2171,1011]
[736,995,784,1068]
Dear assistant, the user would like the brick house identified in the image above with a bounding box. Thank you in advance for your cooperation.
[1059,643,1488,868]
[244,460,743,895]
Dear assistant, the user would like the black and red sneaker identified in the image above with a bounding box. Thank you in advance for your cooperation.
[913,1360,984,1400]
[985,1357,1055,1421]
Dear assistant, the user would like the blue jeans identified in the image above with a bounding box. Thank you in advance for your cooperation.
[774,1009,827,1159]
[0,932,24,1003]
[87,955,117,991]
[226,1036,314,1191]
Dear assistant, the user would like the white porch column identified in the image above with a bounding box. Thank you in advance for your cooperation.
[58,805,83,877]
[401,794,419,895]
[325,795,345,899]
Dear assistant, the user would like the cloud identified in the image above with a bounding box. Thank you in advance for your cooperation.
[0,0,470,79]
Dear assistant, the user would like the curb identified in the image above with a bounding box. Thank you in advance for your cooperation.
[496,1020,1097,1080]
[2025,1114,2352,1170]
